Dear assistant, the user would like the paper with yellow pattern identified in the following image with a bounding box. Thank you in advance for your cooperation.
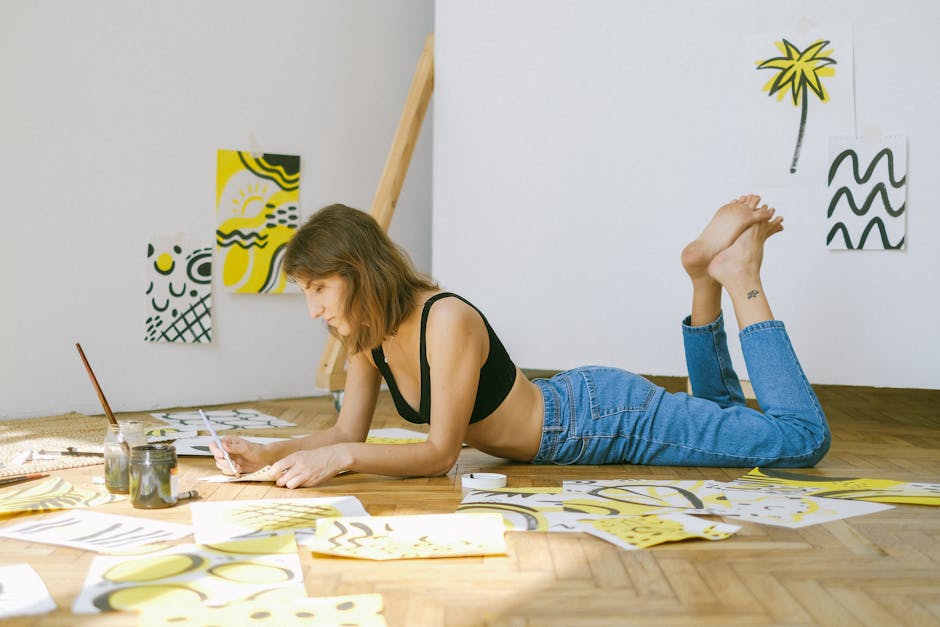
[563,479,730,515]
[459,479,895,531]
[0,477,121,518]
[191,496,368,545]
[729,467,940,506]
[714,489,892,528]
[216,149,301,293]
[365,428,429,444]
[576,513,740,550]
[310,513,506,560]
[72,533,305,613]
[139,593,387,627]
[457,485,708,532]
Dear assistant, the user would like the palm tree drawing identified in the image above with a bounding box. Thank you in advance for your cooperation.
[757,39,837,174]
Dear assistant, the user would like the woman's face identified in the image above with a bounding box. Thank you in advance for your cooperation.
[299,275,351,336]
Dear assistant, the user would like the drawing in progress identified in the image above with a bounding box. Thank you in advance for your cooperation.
[756,36,837,174]
[216,149,301,294]
[72,534,305,614]
[826,136,907,250]
[199,465,280,484]
[145,239,213,343]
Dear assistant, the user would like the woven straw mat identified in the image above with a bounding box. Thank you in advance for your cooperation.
[0,412,157,478]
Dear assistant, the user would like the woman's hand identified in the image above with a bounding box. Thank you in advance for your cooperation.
[270,444,353,489]
[208,436,269,475]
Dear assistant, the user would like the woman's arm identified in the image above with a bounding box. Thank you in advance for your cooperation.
[273,299,487,488]
[211,350,381,474]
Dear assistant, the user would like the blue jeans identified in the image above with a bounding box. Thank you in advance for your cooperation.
[531,313,830,467]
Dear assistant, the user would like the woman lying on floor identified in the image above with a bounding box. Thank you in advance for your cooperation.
[211,195,831,488]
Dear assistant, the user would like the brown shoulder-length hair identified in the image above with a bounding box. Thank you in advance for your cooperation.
[283,204,438,354]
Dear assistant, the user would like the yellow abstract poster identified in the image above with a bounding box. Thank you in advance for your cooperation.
[216,149,301,293]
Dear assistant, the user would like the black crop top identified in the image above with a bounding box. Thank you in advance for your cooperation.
[371,292,517,425]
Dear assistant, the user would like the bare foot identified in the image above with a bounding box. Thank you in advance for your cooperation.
[708,215,784,289]
[681,194,776,281]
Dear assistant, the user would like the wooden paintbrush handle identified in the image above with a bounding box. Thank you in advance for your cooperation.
[75,342,119,426]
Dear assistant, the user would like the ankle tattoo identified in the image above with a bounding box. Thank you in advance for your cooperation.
[747,289,760,299]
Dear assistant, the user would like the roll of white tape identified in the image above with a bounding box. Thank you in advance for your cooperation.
[461,472,507,491]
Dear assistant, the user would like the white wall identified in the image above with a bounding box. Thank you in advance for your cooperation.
[434,0,940,390]
[0,0,434,419]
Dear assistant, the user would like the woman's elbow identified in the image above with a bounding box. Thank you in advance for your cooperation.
[423,448,460,477]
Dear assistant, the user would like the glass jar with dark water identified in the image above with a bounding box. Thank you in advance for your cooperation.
[103,424,129,494]
[102,421,148,495]
[129,444,179,509]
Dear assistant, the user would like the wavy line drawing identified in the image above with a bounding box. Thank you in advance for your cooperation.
[828,147,906,187]
[237,152,300,192]
[826,183,906,218]
[826,217,904,250]
[216,229,269,244]
[827,137,907,250]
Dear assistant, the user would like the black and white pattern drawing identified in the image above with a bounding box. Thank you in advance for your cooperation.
[149,408,296,431]
[145,239,213,342]
[827,136,908,250]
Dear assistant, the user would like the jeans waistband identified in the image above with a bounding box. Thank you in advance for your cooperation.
[532,376,564,464]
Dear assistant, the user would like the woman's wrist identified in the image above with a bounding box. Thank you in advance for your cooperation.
[333,442,356,473]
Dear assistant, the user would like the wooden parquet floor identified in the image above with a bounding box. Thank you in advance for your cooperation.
[2,378,938,626]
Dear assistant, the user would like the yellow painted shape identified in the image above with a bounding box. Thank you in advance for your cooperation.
[105,584,204,612]
[216,149,247,208]
[220,244,250,287]
[205,532,297,555]
[155,252,174,274]
[103,553,203,583]
[208,561,293,584]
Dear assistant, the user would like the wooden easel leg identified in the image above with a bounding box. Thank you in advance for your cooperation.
[315,33,435,395]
